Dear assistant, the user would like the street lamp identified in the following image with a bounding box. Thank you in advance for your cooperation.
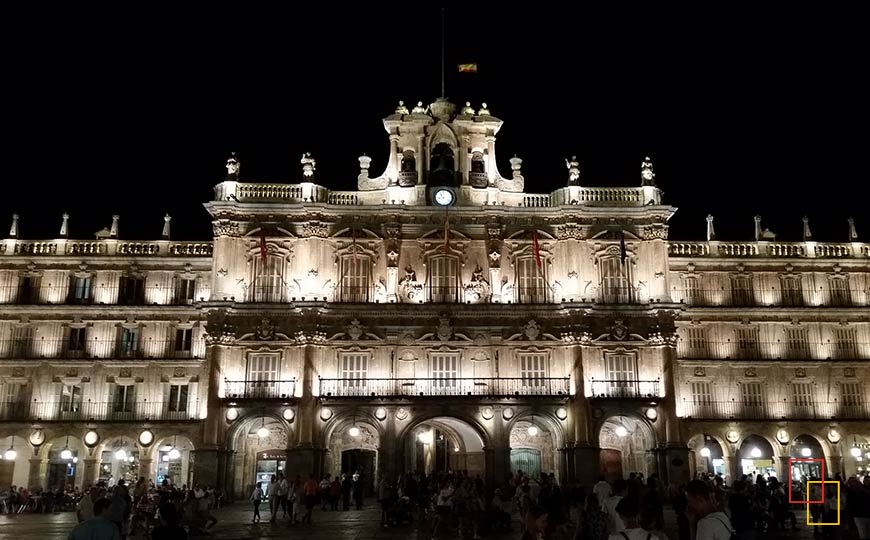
[4,436,17,461]
[257,417,269,439]
[60,436,73,460]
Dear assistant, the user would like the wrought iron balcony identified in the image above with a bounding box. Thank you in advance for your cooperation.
[0,339,203,360]
[223,379,296,400]
[680,399,870,420]
[589,379,662,399]
[4,400,200,422]
[0,284,203,306]
[318,377,570,398]
[671,287,866,308]
[677,341,869,361]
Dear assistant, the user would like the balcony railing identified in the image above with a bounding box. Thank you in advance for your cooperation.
[319,377,570,398]
[3,400,199,422]
[0,339,203,360]
[680,399,870,420]
[671,288,866,308]
[223,379,296,400]
[589,379,662,399]
[0,284,204,306]
[677,341,869,361]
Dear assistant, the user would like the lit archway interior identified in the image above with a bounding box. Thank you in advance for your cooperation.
[325,420,380,497]
[599,416,655,482]
[738,434,776,479]
[0,435,30,488]
[152,435,195,488]
[510,420,556,482]
[406,417,484,479]
[231,416,289,498]
[689,433,725,477]
[98,436,141,486]
[845,434,870,478]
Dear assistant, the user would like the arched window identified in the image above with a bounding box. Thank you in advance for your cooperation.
[515,257,548,304]
[427,255,459,303]
[338,255,371,302]
[252,254,285,302]
[599,256,632,303]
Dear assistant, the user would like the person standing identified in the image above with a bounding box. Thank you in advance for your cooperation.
[275,473,289,519]
[267,475,279,522]
[68,498,120,540]
[353,472,364,510]
[249,482,264,523]
[686,480,732,540]
[341,474,352,511]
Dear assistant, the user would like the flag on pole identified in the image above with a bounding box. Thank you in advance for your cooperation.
[532,229,542,269]
[458,63,478,73]
[443,207,450,253]
[619,231,627,266]
[259,231,268,263]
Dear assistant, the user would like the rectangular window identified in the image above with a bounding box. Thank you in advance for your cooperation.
[67,327,86,357]
[691,382,713,405]
[0,383,30,419]
[784,327,810,359]
[730,276,753,306]
[828,277,850,307]
[339,257,371,302]
[841,382,863,407]
[600,257,631,303]
[741,382,765,415]
[431,353,459,389]
[112,384,135,413]
[340,352,369,390]
[428,256,458,303]
[253,254,284,302]
[735,327,760,359]
[683,277,702,305]
[11,326,33,357]
[168,384,188,413]
[832,328,858,359]
[19,275,40,304]
[118,276,145,305]
[174,329,193,357]
[516,258,548,304]
[174,278,196,305]
[518,353,547,387]
[118,327,139,359]
[684,327,708,358]
[246,353,279,398]
[780,276,803,306]
[792,382,814,407]
[70,276,93,304]
[604,353,638,397]
[60,384,83,413]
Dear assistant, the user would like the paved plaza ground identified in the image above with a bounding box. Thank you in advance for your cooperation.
[0,499,826,540]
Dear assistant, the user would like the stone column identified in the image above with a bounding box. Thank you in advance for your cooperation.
[485,136,496,186]
[83,458,99,487]
[28,458,46,489]
[222,450,236,502]
[489,267,501,303]
[660,346,690,486]
[192,448,221,488]
[379,408,399,482]
[138,458,153,483]
[416,135,425,184]
[776,454,790,483]
[388,134,399,185]
[484,446,511,491]
[386,266,398,303]
[285,341,325,480]
[571,345,600,487]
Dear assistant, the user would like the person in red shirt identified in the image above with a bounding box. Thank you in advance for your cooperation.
[302,474,319,524]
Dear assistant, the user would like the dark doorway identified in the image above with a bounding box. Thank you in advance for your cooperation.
[600,449,623,483]
[0,461,13,486]
[341,449,376,496]
[511,448,542,480]
[48,462,74,489]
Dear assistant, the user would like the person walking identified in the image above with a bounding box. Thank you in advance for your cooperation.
[68,498,120,540]
[250,482,264,523]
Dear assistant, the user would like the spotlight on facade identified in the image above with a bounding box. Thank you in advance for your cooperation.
[169,447,182,460]
[750,447,762,458]
[700,447,711,458]
[527,425,539,437]
[615,425,628,438]
[349,426,361,438]
[115,449,128,461]
[851,446,862,458]
[801,447,812,457]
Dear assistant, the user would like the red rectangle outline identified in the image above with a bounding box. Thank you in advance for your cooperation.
[788,457,825,504]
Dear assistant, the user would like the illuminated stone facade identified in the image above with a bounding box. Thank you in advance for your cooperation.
[0,98,867,497]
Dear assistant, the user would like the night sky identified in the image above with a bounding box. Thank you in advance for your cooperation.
[4,11,867,242]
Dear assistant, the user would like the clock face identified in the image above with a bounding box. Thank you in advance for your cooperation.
[434,189,454,206]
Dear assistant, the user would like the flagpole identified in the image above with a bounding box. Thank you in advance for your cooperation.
[440,7,446,98]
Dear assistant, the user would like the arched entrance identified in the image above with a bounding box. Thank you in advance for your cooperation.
[0,435,28,488]
[403,417,485,479]
[508,416,560,483]
[324,416,380,497]
[152,435,195,488]
[689,433,726,477]
[845,434,870,478]
[42,435,86,489]
[738,434,776,480]
[598,416,656,482]
[97,436,141,486]
[229,415,291,498]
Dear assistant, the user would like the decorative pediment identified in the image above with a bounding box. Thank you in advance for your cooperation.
[590,229,641,241]
[469,349,491,362]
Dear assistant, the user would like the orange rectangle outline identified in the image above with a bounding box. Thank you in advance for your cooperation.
[805,480,839,526]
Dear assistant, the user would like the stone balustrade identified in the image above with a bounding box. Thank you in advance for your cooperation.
[669,241,868,259]
[0,239,213,257]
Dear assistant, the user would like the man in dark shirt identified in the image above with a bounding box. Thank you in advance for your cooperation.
[728,480,754,540]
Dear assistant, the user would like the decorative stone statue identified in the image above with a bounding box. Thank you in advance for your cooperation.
[848,217,858,240]
[162,214,171,239]
[640,157,655,186]
[565,155,580,185]
[301,153,316,178]
[461,101,475,115]
[478,102,491,116]
[802,216,812,241]
[411,101,427,115]
[754,215,762,241]
[395,101,409,115]
[9,214,18,238]
[226,152,240,178]
[706,214,715,241]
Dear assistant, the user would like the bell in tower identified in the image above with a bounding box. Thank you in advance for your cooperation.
[429,143,456,186]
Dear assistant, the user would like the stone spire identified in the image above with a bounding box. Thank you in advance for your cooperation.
[60,213,69,238]
[162,214,171,239]
[802,216,812,241]
[110,215,120,238]
[706,215,715,241]
[754,215,762,241]
[225,152,240,179]
[566,156,580,186]
[9,214,18,238]
[848,217,858,241]
[301,153,316,179]
[641,157,656,186]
